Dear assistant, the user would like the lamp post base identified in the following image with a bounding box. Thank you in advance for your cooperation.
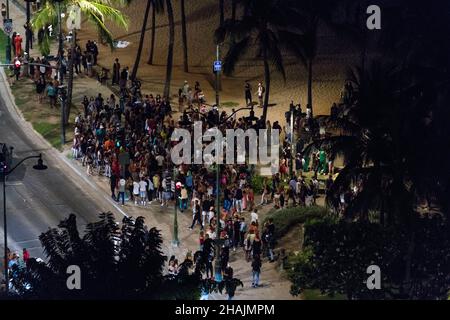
[171,240,180,248]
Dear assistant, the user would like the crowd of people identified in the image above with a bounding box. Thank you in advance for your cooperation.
[68,51,305,288]
[5,26,355,294]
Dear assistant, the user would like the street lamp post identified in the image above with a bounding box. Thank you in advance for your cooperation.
[215,44,221,108]
[5,0,11,64]
[59,85,66,146]
[54,0,64,85]
[214,161,222,282]
[289,104,295,177]
[1,153,47,294]
[172,166,179,247]
[24,0,37,53]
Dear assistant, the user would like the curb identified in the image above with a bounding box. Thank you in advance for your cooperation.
[0,68,129,219]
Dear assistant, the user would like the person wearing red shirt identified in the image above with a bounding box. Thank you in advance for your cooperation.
[23,248,30,265]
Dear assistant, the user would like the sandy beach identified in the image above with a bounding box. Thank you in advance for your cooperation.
[74,0,361,124]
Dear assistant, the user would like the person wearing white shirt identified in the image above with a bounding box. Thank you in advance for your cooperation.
[118,177,126,206]
[133,180,140,205]
[257,82,265,107]
[139,178,148,206]
[251,209,259,224]
[208,208,215,225]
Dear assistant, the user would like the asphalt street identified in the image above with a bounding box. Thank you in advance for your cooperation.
[0,70,123,260]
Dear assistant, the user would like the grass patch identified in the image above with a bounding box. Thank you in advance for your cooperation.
[0,30,7,63]
[302,289,346,300]
[221,101,240,108]
[263,206,328,240]
[33,122,62,150]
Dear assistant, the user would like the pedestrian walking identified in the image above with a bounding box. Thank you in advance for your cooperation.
[251,255,262,288]
[245,80,252,106]
[257,82,265,107]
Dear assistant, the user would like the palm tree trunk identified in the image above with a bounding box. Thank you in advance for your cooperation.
[180,0,189,73]
[66,30,77,125]
[147,4,156,65]
[163,0,175,99]
[131,0,151,80]
[219,0,224,26]
[231,0,237,44]
[307,59,313,116]
[262,56,271,125]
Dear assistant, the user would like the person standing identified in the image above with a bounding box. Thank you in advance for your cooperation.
[244,80,252,106]
[110,174,117,201]
[239,217,247,247]
[112,58,120,85]
[24,22,33,50]
[257,82,265,108]
[11,32,17,57]
[266,218,275,262]
[92,41,99,65]
[235,186,243,213]
[120,67,129,90]
[250,208,259,225]
[22,248,30,265]
[118,176,126,206]
[139,177,148,206]
[189,200,203,230]
[251,254,262,288]
[46,82,57,108]
[180,185,188,212]
[14,33,23,57]
[133,180,140,205]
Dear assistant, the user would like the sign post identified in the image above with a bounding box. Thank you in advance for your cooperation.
[213,60,222,73]
[3,18,12,64]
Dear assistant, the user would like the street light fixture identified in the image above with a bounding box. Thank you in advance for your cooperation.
[2,153,47,294]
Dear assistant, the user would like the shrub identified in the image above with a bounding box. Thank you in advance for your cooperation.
[250,174,270,194]
[263,206,328,240]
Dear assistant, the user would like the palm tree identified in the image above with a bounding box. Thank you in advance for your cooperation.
[163,0,174,99]
[32,0,129,123]
[10,213,198,299]
[283,0,336,117]
[131,0,152,80]
[9,213,243,299]
[215,0,301,124]
[304,59,447,226]
[10,213,167,298]
[180,0,188,72]
[219,0,224,26]
[147,0,165,65]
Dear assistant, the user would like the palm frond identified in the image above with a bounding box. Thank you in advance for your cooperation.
[222,36,251,76]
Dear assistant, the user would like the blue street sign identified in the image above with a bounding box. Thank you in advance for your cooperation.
[214,60,222,72]
[3,19,12,35]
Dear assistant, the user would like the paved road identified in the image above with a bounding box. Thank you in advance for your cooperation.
[0,71,123,260]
